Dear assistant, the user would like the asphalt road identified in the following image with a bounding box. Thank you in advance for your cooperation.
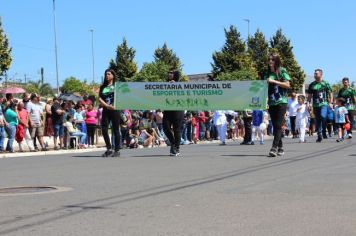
[0,136,355,236]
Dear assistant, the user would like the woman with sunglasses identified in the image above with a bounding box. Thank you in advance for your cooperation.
[265,53,291,157]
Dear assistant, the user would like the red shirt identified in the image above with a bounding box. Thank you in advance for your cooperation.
[80,99,93,106]
[199,112,206,123]
[17,109,28,127]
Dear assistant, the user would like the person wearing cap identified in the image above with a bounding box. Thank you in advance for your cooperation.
[163,70,184,157]
[51,97,65,150]
[28,93,47,151]
[337,77,355,138]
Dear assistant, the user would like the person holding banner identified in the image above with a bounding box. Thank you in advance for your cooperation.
[266,53,291,157]
[98,69,121,157]
[163,70,184,156]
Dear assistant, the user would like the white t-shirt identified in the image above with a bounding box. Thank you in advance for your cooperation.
[28,102,43,125]
[288,98,299,117]
[296,103,309,124]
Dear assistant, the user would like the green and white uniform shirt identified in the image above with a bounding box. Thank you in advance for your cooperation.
[338,87,355,110]
[99,84,115,107]
[308,80,332,108]
[265,67,291,106]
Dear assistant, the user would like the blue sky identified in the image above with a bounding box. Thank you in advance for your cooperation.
[1,0,355,86]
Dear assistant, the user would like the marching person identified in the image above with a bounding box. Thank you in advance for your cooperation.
[265,53,291,157]
[337,77,355,139]
[287,92,299,138]
[98,69,121,157]
[307,69,333,142]
[163,70,184,156]
[295,95,309,143]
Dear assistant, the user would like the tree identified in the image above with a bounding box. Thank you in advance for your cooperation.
[109,38,138,82]
[154,43,182,70]
[133,61,171,82]
[25,80,54,97]
[61,77,94,95]
[270,29,305,92]
[0,17,12,79]
[248,29,269,79]
[211,25,256,79]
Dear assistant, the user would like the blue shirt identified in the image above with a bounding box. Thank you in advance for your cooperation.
[252,110,264,126]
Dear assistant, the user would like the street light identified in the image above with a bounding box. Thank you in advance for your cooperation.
[89,29,95,84]
[243,18,250,38]
[52,0,60,95]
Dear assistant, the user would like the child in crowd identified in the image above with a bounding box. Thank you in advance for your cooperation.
[326,103,335,137]
[213,110,237,145]
[251,110,264,145]
[296,95,309,143]
[334,98,349,142]
[85,103,97,148]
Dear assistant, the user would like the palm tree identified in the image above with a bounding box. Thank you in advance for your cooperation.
[25,80,54,97]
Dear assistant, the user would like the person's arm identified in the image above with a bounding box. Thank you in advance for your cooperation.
[45,104,52,115]
[267,78,290,89]
[98,94,115,111]
[17,112,26,126]
[267,69,291,89]
[56,106,64,115]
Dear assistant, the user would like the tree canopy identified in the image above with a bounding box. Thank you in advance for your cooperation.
[0,17,12,79]
[25,80,54,98]
[61,77,96,95]
[270,29,305,92]
[211,25,257,80]
[109,38,138,82]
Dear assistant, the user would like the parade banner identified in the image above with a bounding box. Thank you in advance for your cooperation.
[114,80,267,110]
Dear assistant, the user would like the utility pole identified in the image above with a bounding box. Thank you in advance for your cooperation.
[243,19,250,38]
[53,0,60,95]
[41,67,44,85]
[89,29,95,84]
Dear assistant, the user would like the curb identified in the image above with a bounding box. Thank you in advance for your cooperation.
[0,136,274,159]
[0,147,107,159]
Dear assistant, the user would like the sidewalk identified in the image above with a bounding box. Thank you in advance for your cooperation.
[0,136,107,159]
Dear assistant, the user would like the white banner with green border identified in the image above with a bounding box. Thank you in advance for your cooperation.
[114,80,267,110]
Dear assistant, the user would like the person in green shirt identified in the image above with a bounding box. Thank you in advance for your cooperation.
[338,77,355,138]
[98,69,122,157]
[307,69,333,142]
[265,53,291,157]
[4,102,18,153]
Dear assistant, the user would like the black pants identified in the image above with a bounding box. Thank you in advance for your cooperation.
[347,110,354,134]
[101,109,121,151]
[163,111,184,150]
[269,104,287,149]
[290,116,297,136]
[86,124,96,146]
[243,117,252,143]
